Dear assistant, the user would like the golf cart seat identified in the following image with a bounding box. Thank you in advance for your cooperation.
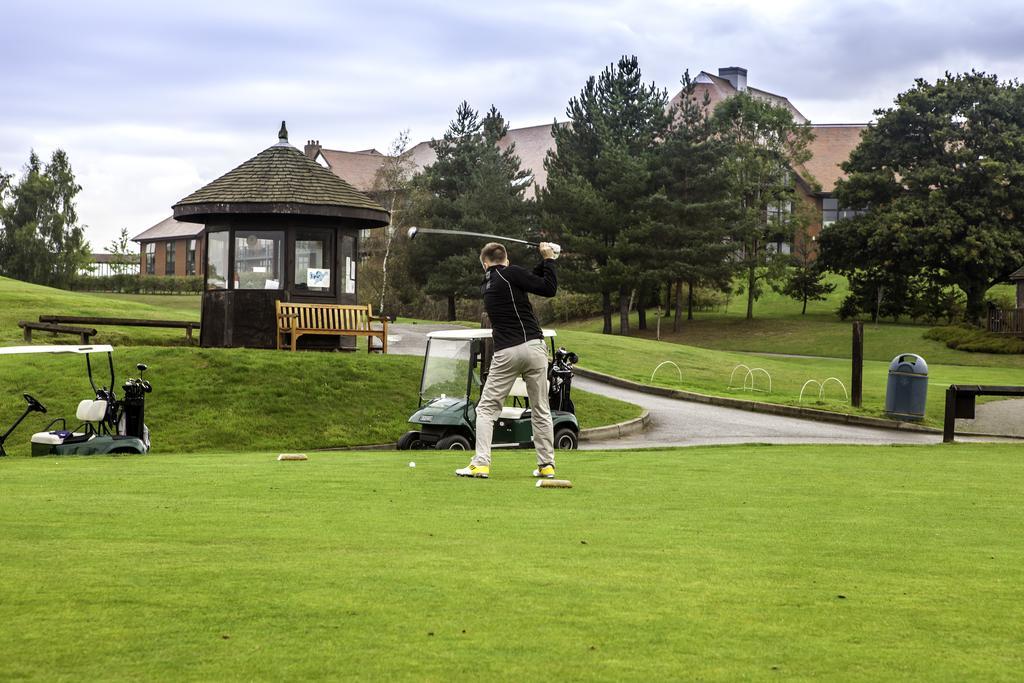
[30,399,108,445]
[499,378,550,420]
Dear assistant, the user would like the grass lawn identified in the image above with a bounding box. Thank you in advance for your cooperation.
[2,444,1022,680]
[561,278,1024,369]
[0,347,640,457]
[1,277,200,347]
[559,329,1024,426]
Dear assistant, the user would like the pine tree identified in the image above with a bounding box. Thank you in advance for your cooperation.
[407,103,531,320]
[774,228,836,314]
[541,55,668,334]
[647,71,735,332]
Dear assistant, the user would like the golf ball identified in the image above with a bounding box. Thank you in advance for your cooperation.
[408,462,416,468]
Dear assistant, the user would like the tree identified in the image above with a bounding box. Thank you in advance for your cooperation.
[105,227,136,275]
[647,70,735,332]
[0,149,91,288]
[541,55,668,334]
[712,93,815,320]
[774,227,836,314]
[407,102,532,320]
[362,130,418,314]
[823,71,1024,323]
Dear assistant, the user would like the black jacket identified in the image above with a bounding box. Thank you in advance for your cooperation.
[482,260,558,352]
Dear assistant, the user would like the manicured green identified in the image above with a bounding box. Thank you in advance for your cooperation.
[2,443,1022,681]
[560,329,1024,426]
[80,292,202,318]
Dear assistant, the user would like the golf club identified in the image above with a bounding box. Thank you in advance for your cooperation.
[406,226,560,259]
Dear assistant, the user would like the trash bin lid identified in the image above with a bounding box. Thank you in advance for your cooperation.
[888,353,928,374]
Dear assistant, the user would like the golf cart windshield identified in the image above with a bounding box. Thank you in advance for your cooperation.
[420,338,480,401]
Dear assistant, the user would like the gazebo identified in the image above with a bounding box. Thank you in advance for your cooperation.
[173,123,390,348]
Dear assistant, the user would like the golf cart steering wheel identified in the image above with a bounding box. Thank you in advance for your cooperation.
[23,393,47,414]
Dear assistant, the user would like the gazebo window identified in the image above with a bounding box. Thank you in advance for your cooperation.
[207,231,229,290]
[235,230,284,290]
[294,231,332,293]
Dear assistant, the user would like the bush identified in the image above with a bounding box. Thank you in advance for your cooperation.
[534,291,603,324]
[71,275,202,294]
[924,325,1024,354]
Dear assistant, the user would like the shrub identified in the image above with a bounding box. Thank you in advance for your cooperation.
[924,325,1024,354]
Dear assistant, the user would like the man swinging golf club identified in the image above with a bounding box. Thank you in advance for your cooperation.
[456,241,559,479]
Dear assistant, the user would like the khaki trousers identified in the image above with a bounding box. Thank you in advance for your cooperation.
[472,339,554,467]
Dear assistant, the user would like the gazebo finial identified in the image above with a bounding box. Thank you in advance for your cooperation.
[278,120,288,142]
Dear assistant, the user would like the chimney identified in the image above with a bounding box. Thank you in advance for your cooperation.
[304,139,322,159]
[718,66,747,92]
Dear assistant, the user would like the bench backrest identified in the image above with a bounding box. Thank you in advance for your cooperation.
[276,301,376,332]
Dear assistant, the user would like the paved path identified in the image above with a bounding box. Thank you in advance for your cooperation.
[958,397,1024,437]
[572,376,940,449]
[387,324,958,448]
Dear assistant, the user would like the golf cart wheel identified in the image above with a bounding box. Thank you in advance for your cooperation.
[397,431,425,450]
[436,434,472,451]
[554,427,578,450]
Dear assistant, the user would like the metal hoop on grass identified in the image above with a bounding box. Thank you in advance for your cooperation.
[799,379,822,403]
[650,361,683,384]
[728,364,752,390]
[819,377,849,403]
[743,368,772,393]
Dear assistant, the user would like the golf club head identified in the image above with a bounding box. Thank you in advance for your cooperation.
[407,226,419,240]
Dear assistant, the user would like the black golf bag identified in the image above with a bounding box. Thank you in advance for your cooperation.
[548,347,577,414]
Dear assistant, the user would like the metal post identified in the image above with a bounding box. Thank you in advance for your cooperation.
[943,386,957,443]
[851,321,863,408]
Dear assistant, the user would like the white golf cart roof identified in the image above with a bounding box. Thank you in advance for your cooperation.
[425,328,557,341]
[0,344,114,356]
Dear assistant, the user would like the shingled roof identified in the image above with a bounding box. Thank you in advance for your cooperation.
[1011,266,1024,281]
[173,122,389,226]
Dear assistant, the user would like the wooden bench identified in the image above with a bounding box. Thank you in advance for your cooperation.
[275,302,388,353]
[19,321,97,344]
[39,315,200,342]
[943,384,1024,442]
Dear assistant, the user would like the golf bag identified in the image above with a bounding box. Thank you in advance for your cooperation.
[548,347,577,414]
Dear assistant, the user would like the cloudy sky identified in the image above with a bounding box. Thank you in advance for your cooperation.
[3,0,1024,249]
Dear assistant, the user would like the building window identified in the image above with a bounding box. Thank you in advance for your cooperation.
[234,230,284,290]
[186,239,197,276]
[294,232,331,293]
[206,231,229,290]
[165,241,176,275]
[145,243,156,275]
[822,197,865,228]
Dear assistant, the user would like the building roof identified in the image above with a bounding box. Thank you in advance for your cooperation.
[1010,266,1024,281]
[132,215,205,242]
[319,68,859,198]
[173,123,389,226]
[316,148,389,193]
[318,124,557,199]
[801,124,868,193]
[679,71,809,124]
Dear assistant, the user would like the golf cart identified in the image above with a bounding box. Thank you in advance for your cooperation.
[397,328,580,451]
[0,344,152,457]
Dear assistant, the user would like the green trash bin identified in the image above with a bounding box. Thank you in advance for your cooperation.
[884,354,928,420]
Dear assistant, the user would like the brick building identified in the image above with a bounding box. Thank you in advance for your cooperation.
[131,216,205,277]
